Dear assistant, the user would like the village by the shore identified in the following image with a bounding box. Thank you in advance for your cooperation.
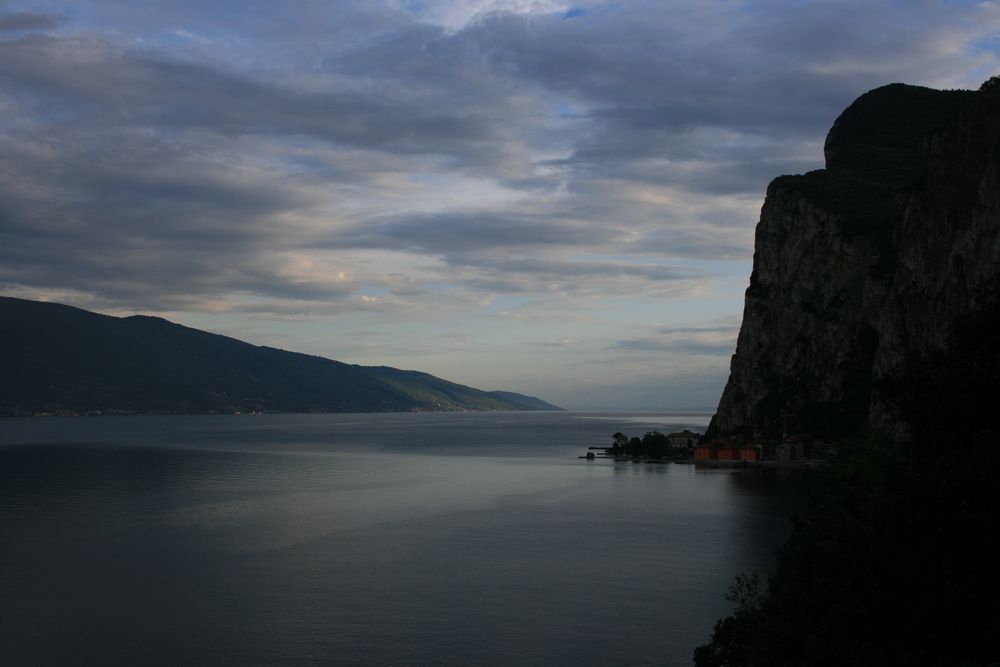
[582,429,828,468]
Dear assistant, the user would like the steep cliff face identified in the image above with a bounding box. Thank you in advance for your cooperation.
[710,186,885,439]
[710,82,999,440]
[870,87,1000,439]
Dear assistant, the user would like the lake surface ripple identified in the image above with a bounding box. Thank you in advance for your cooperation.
[0,412,811,666]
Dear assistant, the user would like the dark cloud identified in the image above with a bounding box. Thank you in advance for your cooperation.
[0,0,995,319]
[328,210,710,294]
[0,35,502,161]
[426,1,991,187]
[0,11,63,32]
[468,255,693,280]
[0,30,531,310]
[338,211,620,252]
[0,123,337,310]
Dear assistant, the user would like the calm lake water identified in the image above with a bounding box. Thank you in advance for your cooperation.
[0,412,811,666]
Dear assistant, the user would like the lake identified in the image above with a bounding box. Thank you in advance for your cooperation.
[0,412,812,666]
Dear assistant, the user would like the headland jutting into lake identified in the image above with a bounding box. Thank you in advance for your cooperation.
[583,428,827,469]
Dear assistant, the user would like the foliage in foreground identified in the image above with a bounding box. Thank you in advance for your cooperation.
[695,435,1000,667]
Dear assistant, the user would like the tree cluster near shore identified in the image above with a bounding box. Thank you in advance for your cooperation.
[609,431,693,459]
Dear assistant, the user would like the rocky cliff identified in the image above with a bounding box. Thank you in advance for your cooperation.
[709,81,1000,441]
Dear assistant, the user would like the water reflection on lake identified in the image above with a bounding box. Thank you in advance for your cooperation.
[0,412,812,666]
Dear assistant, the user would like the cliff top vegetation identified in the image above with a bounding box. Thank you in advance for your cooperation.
[772,84,974,240]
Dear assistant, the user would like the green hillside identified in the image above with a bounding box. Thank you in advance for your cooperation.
[0,296,560,415]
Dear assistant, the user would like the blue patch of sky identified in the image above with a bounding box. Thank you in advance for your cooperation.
[562,7,586,19]
[399,0,437,22]
[596,298,724,327]
[408,172,445,185]
[483,295,535,314]
[698,259,753,277]
[969,35,1000,82]
[417,281,462,296]
[549,100,586,119]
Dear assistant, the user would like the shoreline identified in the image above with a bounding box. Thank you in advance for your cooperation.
[580,455,825,470]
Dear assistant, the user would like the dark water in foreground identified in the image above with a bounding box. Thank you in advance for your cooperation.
[0,412,811,666]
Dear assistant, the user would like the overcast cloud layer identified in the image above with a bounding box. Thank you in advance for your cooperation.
[2,1,998,408]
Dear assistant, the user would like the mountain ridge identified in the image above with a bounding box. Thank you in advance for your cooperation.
[0,295,561,416]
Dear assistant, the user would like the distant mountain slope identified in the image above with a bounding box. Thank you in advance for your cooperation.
[0,296,561,415]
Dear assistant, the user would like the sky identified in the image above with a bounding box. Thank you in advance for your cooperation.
[1,1,999,409]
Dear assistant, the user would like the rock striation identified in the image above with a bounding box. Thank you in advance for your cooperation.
[709,81,1000,441]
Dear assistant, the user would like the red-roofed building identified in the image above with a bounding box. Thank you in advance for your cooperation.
[695,441,759,463]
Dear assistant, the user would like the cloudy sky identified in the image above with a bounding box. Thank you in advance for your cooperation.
[1,1,998,409]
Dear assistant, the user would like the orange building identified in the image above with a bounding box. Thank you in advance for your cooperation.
[715,445,737,461]
[694,445,714,461]
[695,442,759,462]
